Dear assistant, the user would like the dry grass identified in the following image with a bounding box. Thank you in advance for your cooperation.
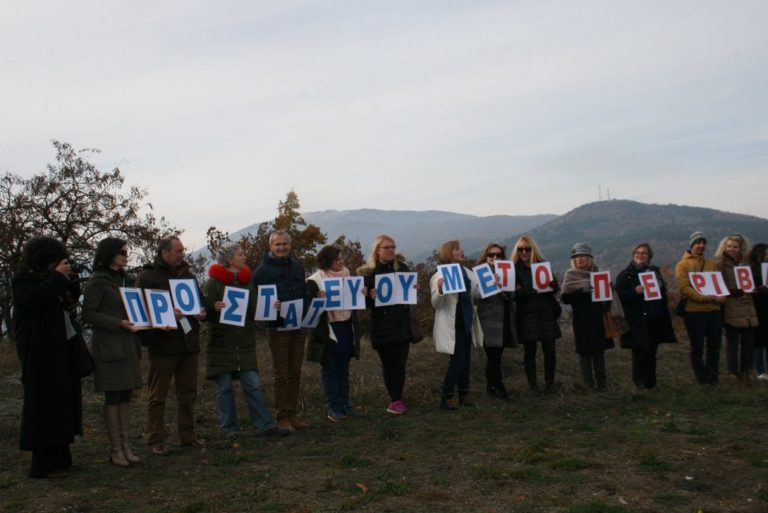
[2,327,768,513]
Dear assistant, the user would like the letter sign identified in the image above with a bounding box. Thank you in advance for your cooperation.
[495,260,515,291]
[438,264,466,294]
[344,276,367,310]
[220,286,248,327]
[255,285,278,321]
[375,273,395,306]
[144,289,177,328]
[472,263,501,299]
[734,266,755,293]
[322,278,344,311]
[120,287,151,328]
[531,262,553,292]
[302,298,326,328]
[397,272,418,305]
[638,272,661,301]
[591,271,612,302]
[169,279,202,315]
[278,299,303,331]
[689,272,730,297]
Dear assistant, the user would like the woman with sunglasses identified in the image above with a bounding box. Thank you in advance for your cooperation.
[512,235,562,392]
[83,238,143,467]
[476,243,516,400]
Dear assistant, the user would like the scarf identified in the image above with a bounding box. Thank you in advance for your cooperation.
[562,268,592,295]
[310,267,352,323]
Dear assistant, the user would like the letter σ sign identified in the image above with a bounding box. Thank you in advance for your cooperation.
[219,286,249,327]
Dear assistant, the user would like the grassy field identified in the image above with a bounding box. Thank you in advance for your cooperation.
[2,326,768,513]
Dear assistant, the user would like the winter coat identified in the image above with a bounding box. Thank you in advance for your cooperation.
[477,291,517,348]
[136,259,202,355]
[514,261,562,343]
[615,262,677,350]
[358,258,413,348]
[82,269,143,392]
[752,262,768,346]
[12,270,83,450]
[305,277,361,364]
[430,268,484,355]
[561,269,615,354]
[251,251,307,330]
[204,264,259,379]
[718,255,759,329]
[675,251,721,313]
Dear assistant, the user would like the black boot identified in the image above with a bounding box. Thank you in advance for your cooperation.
[440,396,458,411]
[459,391,474,407]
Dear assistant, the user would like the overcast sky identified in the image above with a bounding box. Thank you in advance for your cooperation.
[1,0,766,250]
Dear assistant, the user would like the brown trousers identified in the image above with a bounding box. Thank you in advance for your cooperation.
[268,330,306,420]
[145,352,199,446]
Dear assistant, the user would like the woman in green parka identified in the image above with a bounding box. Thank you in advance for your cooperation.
[82,237,143,467]
[204,243,288,436]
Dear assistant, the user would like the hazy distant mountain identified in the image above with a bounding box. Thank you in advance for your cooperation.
[501,200,768,276]
[228,209,558,261]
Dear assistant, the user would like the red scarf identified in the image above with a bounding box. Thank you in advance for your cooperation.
[208,263,252,285]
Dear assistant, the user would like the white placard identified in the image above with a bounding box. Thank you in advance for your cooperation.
[254,285,278,321]
[638,272,662,301]
[144,289,177,328]
[344,276,367,310]
[169,279,202,315]
[219,286,249,327]
[689,272,729,297]
[119,287,152,328]
[301,298,326,328]
[472,263,501,299]
[734,266,755,293]
[437,264,466,294]
[590,271,612,302]
[278,299,303,331]
[494,260,516,291]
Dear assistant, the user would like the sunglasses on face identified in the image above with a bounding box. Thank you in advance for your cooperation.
[517,247,532,253]
[380,245,396,250]
[487,252,504,258]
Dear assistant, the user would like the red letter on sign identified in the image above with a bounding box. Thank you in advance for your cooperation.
[533,263,552,292]
[691,273,707,294]
[639,272,661,301]
[495,260,514,291]
[735,266,755,292]
[591,272,612,302]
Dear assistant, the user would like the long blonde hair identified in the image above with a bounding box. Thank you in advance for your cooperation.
[715,234,749,263]
[570,255,596,271]
[365,234,401,270]
[511,235,546,264]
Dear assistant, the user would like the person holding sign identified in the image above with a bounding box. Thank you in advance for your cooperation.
[675,231,724,385]
[358,235,414,415]
[13,237,85,479]
[306,245,364,422]
[475,243,516,400]
[749,243,768,379]
[431,240,483,410]
[137,236,206,455]
[204,243,287,437]
[512,235,562,392]
[616,243,676,390]
[716,234,759,381]
[82,238,143,467]
[251,230,309,432]
[561,243,615,390]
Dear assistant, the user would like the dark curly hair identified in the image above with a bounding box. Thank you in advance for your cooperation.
[93,237,127,271]
[20,236,69,274]
[749,242,768,266]
[316,245,342,271]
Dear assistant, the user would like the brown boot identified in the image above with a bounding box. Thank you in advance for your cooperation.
[288,415,311,429]
[105,406,129,467]
[277,417,295,432]
[118,403,140,464]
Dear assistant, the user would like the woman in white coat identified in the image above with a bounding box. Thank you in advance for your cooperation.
[430,240,483,410]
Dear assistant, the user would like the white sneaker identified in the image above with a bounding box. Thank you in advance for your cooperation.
[757,373,768,381]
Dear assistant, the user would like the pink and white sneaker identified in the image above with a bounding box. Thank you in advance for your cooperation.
[386,400,407,415]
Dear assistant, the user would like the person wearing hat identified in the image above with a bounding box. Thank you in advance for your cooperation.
[561,242,615,390]
[675,231,725,385]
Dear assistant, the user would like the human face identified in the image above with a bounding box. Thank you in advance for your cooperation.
[270,235,291,258]
[111,246,128,271]
[574,255,589,269]
[376,239,396,263]
[451,245,465,263]
[517,243,532,263]
[632,246,650,266]
[486,246,504,264]
[691,239,706,256]
[724,239,741,261]
[162,239,185,267]
[330,252,344,272]
[228,248,246,270]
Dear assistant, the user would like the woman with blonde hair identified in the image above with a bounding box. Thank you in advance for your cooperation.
[512,235,562,391]
[358,235,414,415]
[476,243,516,400]
[431,240,483,410]
[716,234,759,381]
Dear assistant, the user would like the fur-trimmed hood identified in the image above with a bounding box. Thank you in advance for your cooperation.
[208,263,252,285]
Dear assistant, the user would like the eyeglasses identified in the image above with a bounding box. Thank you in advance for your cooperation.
[487,252,504,258]
[379,245,396,250]
[119,250,128,257]
[634,251,649,256]
[517,247,532,253]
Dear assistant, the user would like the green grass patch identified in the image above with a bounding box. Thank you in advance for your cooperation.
[339,452,372,468]
[637,452,672,473]
[381,480,410,496]
[549,457,594,470]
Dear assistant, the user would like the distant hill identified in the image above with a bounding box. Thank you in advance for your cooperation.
[501,200,768,277]
[227,209,557,261]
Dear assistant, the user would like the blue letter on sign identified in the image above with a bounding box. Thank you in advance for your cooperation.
[125,290,148,324]
[476,265,497,296]
[223,288,247,325]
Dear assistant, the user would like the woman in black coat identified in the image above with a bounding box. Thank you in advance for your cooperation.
[561,243,614,390]
[616,243,676,389]
[12,237,84,478]
[750,242,768,379]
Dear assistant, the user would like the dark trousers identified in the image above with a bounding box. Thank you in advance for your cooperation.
[321,351,353,414]
[146,351,199,446]
[484,346,505,391]
[376,342,410,402]
[28,445,73,478]
[725,326,755,375]
[579,351,606,388]
[684,311,722,384]
[268,330,306,420]
[104,389,133,406]
[442,329,472,398]
[631,342,659,389]
[523,339,556,388]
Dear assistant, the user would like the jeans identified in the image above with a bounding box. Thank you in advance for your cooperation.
[684,311,722,384]
[755,346,766,374]
[215,370,276,434]
[442,328,472,398]
[321,352,353,414]
[725,326,755,375]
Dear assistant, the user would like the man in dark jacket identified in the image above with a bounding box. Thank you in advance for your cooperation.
[137,236,205,454]
[251,230,308,432]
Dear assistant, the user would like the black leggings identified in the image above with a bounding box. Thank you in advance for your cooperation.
[104,389,133,406]
[375,342,410,402]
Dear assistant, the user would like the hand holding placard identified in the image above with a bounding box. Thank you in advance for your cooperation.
[637,272,662,301]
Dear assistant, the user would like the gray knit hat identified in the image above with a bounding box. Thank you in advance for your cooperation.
[571,242,593,258]
[689,231,706,247]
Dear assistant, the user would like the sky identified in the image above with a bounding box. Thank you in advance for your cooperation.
[1,0,767,251]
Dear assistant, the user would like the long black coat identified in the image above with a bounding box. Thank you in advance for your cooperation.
[514,262,562,343]
[359,260,412,348]
[13,271,83,450]
[561,288,615,354]
[616,262,677,350]
[752,262,768,347]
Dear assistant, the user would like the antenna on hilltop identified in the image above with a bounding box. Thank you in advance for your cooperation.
[607,188,611,200]
[598,185,602,201]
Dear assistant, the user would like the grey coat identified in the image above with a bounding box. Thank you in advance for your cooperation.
[477,292,517,348]
[82,270,142,393]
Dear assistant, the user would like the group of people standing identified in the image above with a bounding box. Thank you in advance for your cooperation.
[11,229,768,478]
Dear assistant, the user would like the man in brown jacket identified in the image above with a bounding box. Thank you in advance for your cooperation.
[138,236,206,454]
[675,231,725,385]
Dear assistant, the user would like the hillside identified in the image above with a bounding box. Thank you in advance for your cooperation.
[501,200,768,277]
